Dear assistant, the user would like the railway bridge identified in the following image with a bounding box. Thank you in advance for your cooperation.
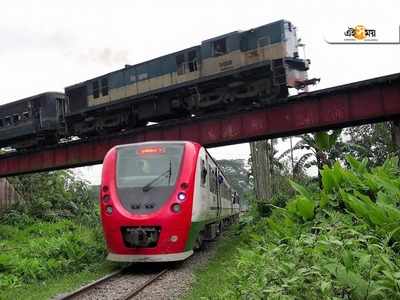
[0,72,400,177]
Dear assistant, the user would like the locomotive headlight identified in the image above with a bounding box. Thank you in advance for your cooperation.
[177,192,186,201]
[103,195,111,202]
[105,205,113,215]
[171,203,181,213]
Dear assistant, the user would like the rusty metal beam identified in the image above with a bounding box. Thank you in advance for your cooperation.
[1,72,400,177]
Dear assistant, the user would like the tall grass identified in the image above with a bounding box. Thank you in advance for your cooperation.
[219,156,400,299]
[0,219,106,291]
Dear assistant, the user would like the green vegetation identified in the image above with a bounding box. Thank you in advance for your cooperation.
[0,171,117,299]
[186,230,242,300]
[0,261,115,300]
[189,156,400,299]
[0,220,105,290]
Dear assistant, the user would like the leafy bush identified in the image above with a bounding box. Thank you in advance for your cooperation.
[220,156,400,299]
[5,170,99,226]
[0,219,106,291]
[0,171,107,294]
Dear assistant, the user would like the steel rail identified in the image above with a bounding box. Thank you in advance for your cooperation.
[58,268,125,300]
[120,269,169,300]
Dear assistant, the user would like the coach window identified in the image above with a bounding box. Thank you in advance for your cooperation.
[13,114,20,124]
[209,167,217,194]
[213,38,227,56]
[5,116,12,126]
[93,81,100,99]
[188,50,198,72]
[22,112,30,121]
[0,119,3,128]
[201,159,207,186]
[101,78,109,96]
[176,53,185,75]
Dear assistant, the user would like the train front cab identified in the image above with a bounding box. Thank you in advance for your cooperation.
[100,141,201,262]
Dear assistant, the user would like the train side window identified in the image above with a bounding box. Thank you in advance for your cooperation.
[200,159,207,186]
[0,119,3,128]
[22,112,30,121]
[176,54,185,75]
[208,166,213,193]
[5,116,12,126]
[101,78,108,96]
[209,167,217,194]
[188,50,198,72]
[213,38,227,56]
[13,114,20,124]
[93,81,100,99]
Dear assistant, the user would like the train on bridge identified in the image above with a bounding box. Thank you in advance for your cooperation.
[0,19,312,150]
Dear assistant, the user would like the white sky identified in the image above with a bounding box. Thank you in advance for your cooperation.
[1,0,399,184]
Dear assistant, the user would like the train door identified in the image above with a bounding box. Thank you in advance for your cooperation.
[56,97,65,121]
[216,170,224,219]
[176,49,200,84]
[201,32,242,77]
[216,170,221,219]
[30,100,41,132]
[207,159,219,220]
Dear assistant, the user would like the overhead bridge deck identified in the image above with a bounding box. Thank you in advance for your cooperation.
[1,72,400,177]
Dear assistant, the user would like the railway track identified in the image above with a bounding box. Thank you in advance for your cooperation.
[57,266,168,300]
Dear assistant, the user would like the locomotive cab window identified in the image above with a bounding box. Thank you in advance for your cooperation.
[116,144,184,189]
[92,81,100,99]
[213,38,227,56]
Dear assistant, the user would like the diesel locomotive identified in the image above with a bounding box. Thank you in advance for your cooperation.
[100,141,240,262]
[0,20,312,150]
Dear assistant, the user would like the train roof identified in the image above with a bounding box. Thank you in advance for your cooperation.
[0,92,64,108]
[113,140,200,150]
[65,19,290,90]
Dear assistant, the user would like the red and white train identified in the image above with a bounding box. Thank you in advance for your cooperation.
[100,141,240,262]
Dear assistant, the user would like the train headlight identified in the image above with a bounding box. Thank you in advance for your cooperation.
[177,192,186,201]
[103,195,111,202]
[105,205,113,215]
[102,186,109,193]
[171,203,181,213]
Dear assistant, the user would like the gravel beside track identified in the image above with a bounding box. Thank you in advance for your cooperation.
[135,240,219,300]
[56,239,219,300]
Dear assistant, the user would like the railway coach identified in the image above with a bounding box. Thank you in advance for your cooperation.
[0,92,65,149]
[100,141,240,262]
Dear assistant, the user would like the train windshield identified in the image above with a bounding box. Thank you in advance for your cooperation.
[116,144,184,189]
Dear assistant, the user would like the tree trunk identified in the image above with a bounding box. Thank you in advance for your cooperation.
[0,178,23,214]
[250,140,272,201]
[391,120,400,154]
